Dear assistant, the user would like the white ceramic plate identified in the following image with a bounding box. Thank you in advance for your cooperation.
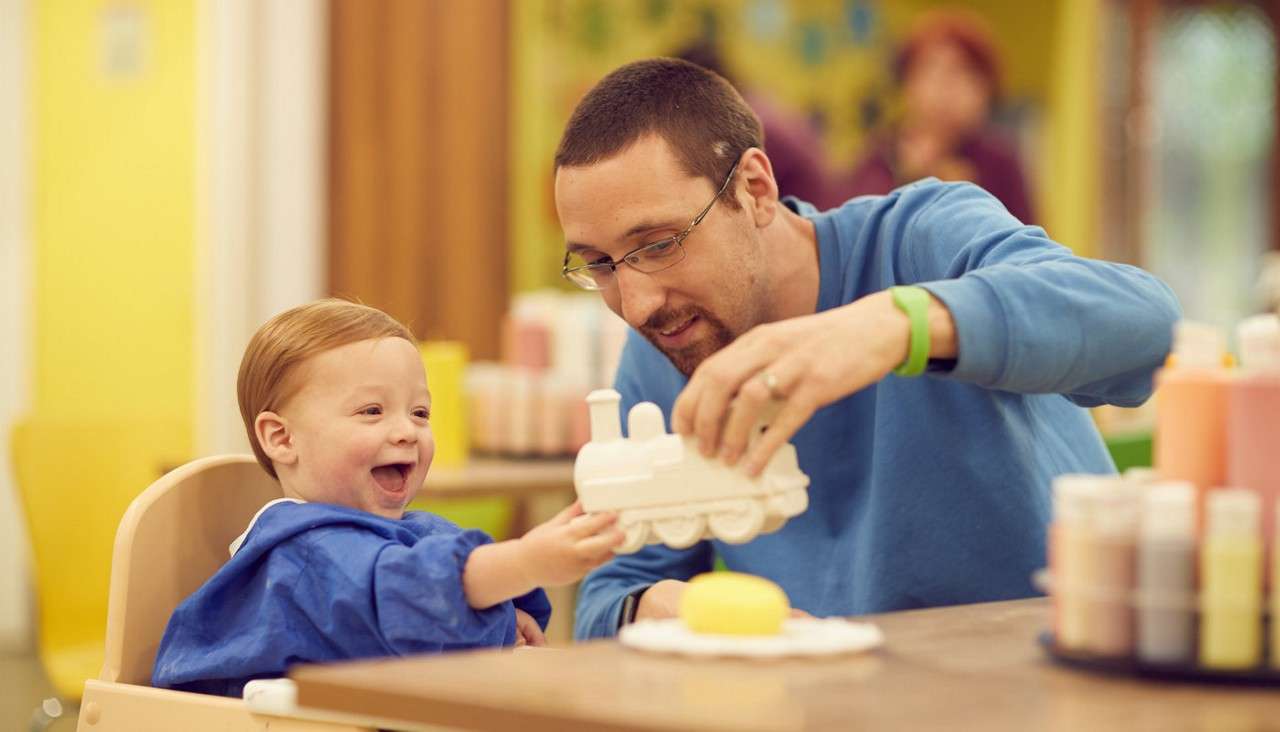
[619,617,884,659]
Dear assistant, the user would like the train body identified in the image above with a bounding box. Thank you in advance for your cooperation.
[575,389,811,553]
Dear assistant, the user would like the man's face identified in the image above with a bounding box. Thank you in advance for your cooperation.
[555,135,770,376]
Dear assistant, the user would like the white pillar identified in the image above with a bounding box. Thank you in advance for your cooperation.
[0,0,32,652]
[195,0,327,457]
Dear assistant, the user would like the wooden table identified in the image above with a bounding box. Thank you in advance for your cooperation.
[289,598,1280,731]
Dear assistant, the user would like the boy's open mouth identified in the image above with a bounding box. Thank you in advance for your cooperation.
[371,462,413,494]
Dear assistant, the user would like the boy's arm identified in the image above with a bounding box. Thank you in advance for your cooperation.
[462,540,537,609]
[462,502,622,609]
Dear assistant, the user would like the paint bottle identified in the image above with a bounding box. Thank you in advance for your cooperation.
[1227,314,1280,566]
[534,373,568,457]
[1122,467,1160,486]
[419,341,469,468]
[1083,481,1140,657]
[1272,497,1280,670]
[504,368,537,456]
[1136,480,1197,665]
[1050,474,1103,651]
[501,304,551,371]
[1200,489,1262,669]
[1153,321,1230,534]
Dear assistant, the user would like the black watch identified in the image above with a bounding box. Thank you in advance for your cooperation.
[618,587,648,630]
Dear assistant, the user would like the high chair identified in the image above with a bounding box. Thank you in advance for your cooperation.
[74,454,405,731]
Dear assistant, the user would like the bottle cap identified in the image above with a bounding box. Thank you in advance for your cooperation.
[1172,321,1225,370]
[1237,314,1280,373]
[1053,474,1112,525]
[1206,488,1260,538]
[1141,481,1195,539]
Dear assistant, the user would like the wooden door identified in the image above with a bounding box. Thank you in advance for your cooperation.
[329,0,510,358]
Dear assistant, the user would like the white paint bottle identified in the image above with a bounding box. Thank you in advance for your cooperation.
[1136,480,1197,665]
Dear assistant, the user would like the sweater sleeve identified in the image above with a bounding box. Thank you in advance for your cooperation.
[890,181,1180,407]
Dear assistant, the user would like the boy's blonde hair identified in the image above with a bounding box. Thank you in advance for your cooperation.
[237,298,415,477]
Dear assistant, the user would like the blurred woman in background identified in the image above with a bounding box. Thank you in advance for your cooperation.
[841,11,1035,224]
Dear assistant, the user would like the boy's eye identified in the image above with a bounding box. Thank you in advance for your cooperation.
[412,408,431,420]
[360,406,382,416]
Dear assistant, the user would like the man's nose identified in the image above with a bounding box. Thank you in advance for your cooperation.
[614,265,666,329]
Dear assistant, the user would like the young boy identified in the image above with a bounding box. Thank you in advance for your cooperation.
[152,299,623,696]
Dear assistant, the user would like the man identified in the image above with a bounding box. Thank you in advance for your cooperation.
[554,59,1178,639]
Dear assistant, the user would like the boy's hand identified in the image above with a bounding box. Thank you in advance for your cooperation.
[513,609,546,647]
[518,501,625,587]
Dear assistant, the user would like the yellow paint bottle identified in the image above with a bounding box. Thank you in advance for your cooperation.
[419,341,470,468]
[1272,497,1280,669]
[1200,489,1263,670]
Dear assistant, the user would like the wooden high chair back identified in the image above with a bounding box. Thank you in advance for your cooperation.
[101,454,282,685]
[75,454,374,731]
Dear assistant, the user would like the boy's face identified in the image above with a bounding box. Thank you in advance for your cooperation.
[274,337,435,519]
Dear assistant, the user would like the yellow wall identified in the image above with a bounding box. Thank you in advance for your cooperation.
[31,0,196,428]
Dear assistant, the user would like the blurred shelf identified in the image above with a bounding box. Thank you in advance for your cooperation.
[422,457,575,498]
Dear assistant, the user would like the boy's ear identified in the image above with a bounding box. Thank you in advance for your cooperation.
[254,411,297,467]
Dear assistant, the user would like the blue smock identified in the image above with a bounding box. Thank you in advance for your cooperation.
[153,500,550,697]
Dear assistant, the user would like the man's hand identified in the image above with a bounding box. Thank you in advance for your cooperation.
[514,609,547,647]
[634,579,689,622]
[672,290,956,476]
[517,502,625,587]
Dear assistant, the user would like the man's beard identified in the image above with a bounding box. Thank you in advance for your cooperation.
[639,305,736,377]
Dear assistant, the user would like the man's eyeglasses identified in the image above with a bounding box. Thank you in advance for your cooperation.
[561,160,740,291]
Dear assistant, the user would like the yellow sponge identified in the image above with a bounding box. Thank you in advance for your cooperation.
[679,572,790,636]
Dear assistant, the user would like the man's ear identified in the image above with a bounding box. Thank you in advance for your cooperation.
[736,147,779,229]
[255,411,297,467]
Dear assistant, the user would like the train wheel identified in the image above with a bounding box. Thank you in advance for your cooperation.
[769,487,809,517]
[615,520,649,554]
[708,500,765,544]
[653,514,706,549]
[759,513,787,535]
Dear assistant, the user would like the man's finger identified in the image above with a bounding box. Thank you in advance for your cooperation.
[742,391,816,477]
[718,364,792,465]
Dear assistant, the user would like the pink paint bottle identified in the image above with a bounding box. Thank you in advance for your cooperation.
[1227,314,1280,570]
[1082,481,1141,657]
[1153,321,1230,535]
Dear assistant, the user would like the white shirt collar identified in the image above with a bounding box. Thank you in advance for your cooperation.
[228,498,306,557]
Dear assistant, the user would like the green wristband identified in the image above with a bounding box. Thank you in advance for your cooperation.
[890,286,931,377]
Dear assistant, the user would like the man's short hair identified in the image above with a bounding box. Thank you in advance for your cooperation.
[237,298,415,477]
[554,58,762,205]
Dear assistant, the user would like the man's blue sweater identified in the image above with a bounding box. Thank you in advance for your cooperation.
[575,180,1180,639]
